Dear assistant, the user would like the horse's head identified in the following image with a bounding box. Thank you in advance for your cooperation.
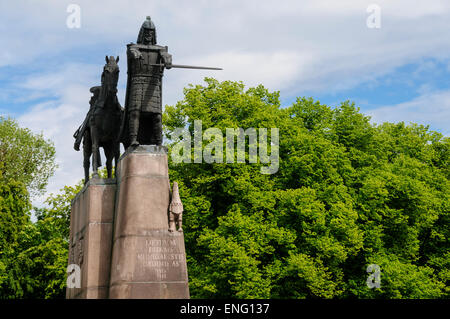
[102,56,120,94]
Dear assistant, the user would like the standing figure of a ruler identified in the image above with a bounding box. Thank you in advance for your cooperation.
[122,16,172,148]
[121,16,222,149]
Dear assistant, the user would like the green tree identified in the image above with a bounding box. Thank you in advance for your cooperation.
[0,170,78,299]
[0,167,32,298]
[0,117,59,298]
[13,183,82,299]
[163,78,449,299]
[6,78,447,299]
[0,117,57,196]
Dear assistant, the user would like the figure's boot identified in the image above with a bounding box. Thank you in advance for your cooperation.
[129,110,140,147]
[151,113,162,145]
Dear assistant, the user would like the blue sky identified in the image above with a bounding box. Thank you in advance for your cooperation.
[1,0,449,206]
[315,59,450,107]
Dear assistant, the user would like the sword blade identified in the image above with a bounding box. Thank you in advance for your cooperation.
[171,64,222,70]
[150,63,222,70]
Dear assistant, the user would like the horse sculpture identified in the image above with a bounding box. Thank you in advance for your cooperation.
[74,56,123,184]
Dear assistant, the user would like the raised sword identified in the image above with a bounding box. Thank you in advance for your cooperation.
[150,63,222,70]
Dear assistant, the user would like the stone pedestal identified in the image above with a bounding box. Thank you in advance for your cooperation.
[66,178,116,299]
[108,145,189,298]
[67,145,189,299]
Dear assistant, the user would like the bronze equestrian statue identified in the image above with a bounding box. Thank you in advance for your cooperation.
[74,17,221,183]
[73,56,123,183]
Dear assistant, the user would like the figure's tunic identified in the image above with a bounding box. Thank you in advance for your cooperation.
[126,43,170,114]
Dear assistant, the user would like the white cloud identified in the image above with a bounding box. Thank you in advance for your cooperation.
[368,90,450,136]
[17,63,100,207]
[1,0,449,206]
[162,50,312,101]
[2,0,450,94]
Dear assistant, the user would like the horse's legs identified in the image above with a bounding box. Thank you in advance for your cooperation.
[83,130,92,184]
[114,142,120,179]
[104,143,113,179]
[90,119,100,178]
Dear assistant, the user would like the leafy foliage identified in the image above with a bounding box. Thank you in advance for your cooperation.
[0,175,82,298]
[0,117,57,196]
[163,78,449,298]
[0,167,32,298]
[0,118,71,298]
[1,78,448,299]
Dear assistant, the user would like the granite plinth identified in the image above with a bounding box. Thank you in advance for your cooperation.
[109,145,189,299]
[66,178,116,299]
[67,145,189,299]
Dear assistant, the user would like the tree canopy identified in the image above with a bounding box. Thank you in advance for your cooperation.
[0,117,61,298]
[0,117,57,196]
[0,78,448,299]
[0,170,31,298]
[163,78,449,298]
